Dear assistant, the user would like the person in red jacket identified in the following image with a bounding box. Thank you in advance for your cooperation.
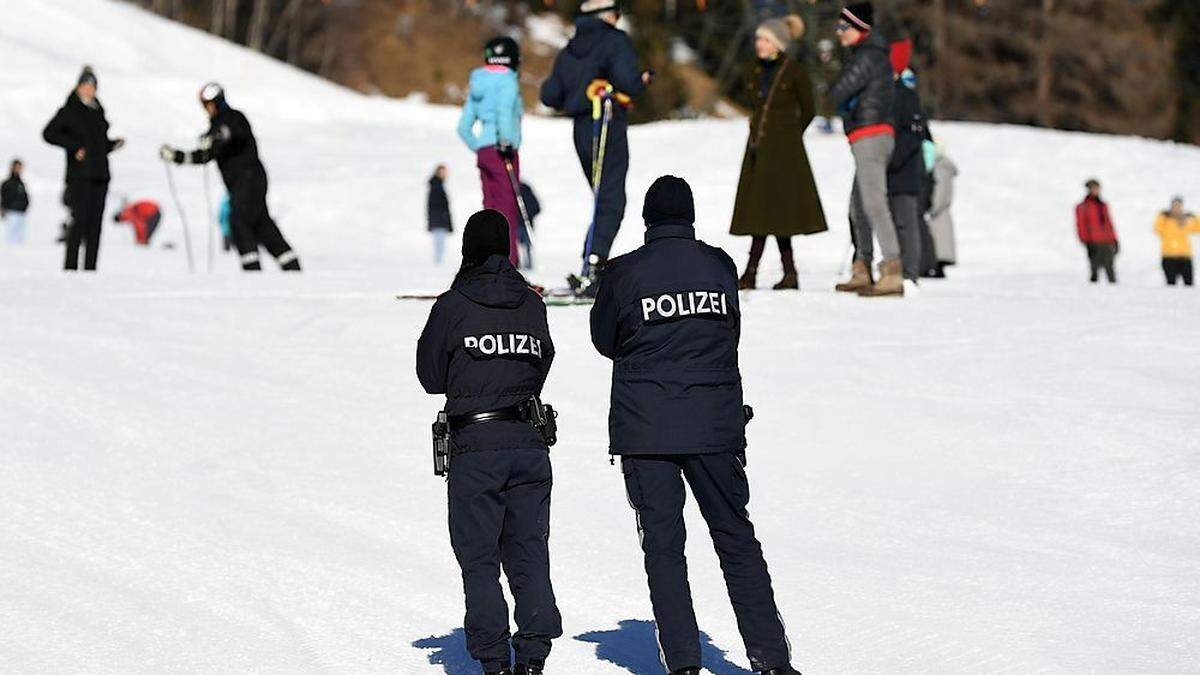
[113,199,162,246]
[1075,178,1119,284]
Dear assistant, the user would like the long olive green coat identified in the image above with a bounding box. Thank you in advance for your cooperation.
[730,56,828,237]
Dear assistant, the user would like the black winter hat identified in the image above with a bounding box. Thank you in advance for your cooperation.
[642,175,695,226]
[462,209,511,265]
[485,36,520,69]
[842,2,874,31]
[77,65,97,88]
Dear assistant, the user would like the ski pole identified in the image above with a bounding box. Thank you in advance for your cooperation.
[162,160,195,273]
[582,95,612,276]
[502,157,537,269]
[203,164,215,272]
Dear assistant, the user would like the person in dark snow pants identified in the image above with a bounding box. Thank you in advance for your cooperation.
[540,0,650,275]
[590,176,799,675]
[160,83,300,271]
[42,66,125,271]
[417,209,562,675]
[886,40,932,284]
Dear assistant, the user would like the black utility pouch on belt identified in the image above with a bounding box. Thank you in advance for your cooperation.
[432,411,450,477]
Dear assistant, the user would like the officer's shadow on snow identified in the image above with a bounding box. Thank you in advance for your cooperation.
[575,619,754,675]
[412,629,477,675]
[413,621,751,674]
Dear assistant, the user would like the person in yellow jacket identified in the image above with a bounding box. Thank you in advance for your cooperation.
[1154,196,1200,286]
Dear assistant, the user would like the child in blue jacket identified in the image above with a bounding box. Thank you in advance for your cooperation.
[458,36,524,266]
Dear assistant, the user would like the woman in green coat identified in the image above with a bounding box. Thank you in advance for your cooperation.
[730,15,828,290]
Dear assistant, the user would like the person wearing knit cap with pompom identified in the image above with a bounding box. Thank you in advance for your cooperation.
[42,65,125,271]
[417,208,562,675]
[591,176,802,675]
[730,14,828,291]
[829,2,907,297]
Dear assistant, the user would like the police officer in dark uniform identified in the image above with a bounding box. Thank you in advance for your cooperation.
[160,83,301,271]
[417,209,562,675]
[590,176,800,675]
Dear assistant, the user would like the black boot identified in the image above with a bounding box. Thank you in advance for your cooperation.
[772,237,798,290]
[514,664,542,675]
[484,669,513,675]
[670,668,701,675]
[759,667,801,675]
[739,236,767,290]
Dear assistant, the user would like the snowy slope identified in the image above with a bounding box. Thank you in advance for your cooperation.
[2,1,1200,673]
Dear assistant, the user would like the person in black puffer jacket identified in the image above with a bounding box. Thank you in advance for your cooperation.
[540,0,650,284]
[416,209,562,675]
[42,66,125,271]
[160,83,300,271]
[829,3,905,297]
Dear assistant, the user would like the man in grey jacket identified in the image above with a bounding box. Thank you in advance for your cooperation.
[830,2,903,297]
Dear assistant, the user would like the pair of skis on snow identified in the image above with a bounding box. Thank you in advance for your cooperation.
[399,83,618,308]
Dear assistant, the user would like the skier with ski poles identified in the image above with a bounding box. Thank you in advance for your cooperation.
[540,0,651,294]
[458,36,525,268]
[159,83,301,271]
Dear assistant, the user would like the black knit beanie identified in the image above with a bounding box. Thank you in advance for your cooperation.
[462,209,511,265]
[78,65,97,89]
[642,175,695,226]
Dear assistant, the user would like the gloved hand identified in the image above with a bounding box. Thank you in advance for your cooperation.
[159,144,183,164]
[497,142,516,160]
[197,134,214,151]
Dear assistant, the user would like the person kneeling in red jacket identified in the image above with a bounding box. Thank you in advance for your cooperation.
[114,199,162,246]
[1075,178,1119,284]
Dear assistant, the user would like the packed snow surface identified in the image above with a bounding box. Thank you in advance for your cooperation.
[2,1,1199,673]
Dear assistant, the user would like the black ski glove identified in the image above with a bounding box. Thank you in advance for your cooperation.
[497,142,516,160]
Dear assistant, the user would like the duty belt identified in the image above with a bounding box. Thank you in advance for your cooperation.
[447,405,528,433]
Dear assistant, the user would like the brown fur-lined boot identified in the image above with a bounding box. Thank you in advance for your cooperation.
[835,259,873,292]
[858,259,904,297]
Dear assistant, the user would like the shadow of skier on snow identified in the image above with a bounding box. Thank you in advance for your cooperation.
[575,619,754,674]
[412,629,477,675]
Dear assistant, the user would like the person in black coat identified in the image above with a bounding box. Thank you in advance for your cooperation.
[427,164,453,265]
[590,176,799,675]
[160,83,300,271]
[42,66,124,270]
[886,59,931,283]
[539,0,650,282]
[416,209,562,675]
[2,159,30,244]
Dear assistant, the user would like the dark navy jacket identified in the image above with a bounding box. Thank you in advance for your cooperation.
[417,255,554,453]
[590,223,746,456]
[539,17,645,118]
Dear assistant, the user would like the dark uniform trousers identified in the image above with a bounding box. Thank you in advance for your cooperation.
[64,179,108,271]
[572,113,629,261]
[448,447,563,671]
[230,170,299,271]
[621,452,790,673]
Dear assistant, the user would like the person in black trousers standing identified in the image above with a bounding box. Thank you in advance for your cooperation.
[43,66,124,270]
[417,209,562,675]
[590,176,799,675]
